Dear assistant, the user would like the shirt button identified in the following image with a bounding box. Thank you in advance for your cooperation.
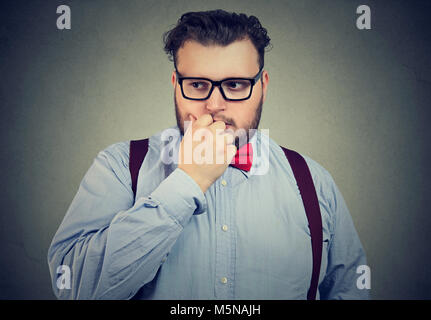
[221,179,227,186]
[222,224,228,232]
[220,277,228,284]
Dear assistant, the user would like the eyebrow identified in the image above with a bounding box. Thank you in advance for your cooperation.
[176,69,261,80]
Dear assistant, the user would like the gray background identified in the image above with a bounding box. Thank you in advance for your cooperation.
[1,0,430,299]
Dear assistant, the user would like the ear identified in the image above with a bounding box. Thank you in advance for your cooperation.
[171,70,176,88]
[261,70,269,103]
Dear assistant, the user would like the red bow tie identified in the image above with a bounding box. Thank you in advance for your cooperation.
[230,143,253,171]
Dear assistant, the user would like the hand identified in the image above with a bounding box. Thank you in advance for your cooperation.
[178,114,237,193]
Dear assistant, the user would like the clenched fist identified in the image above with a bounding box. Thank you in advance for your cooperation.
[178,114,237,193]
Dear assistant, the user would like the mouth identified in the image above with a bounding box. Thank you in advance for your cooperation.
[223,123,234,130]
[214,119,232,126]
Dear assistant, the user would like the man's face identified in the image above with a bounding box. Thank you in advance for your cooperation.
[172,39,269,147]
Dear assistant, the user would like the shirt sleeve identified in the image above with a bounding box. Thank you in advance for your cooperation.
[317,171,370,300]
[47,142,206,299]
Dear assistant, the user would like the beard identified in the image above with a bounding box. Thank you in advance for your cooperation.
[175,93,263,150]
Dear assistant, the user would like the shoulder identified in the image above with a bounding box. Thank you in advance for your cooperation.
[89,141,131,184]
[97,140,130,170]
[271,139,339,208]
[302,154,337,199]
[266,135,335,188]
[94,126,177,172]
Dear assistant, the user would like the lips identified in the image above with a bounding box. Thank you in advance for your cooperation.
[214,119,231,125]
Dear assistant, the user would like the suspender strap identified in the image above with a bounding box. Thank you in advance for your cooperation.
[128,139,322,300]
[281,146,323,300]
[129,138,149,199]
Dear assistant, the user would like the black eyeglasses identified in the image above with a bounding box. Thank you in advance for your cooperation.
[176,67,263,101]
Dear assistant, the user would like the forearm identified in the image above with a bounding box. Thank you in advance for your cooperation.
[49,198,185,299]
[48,167,206,300]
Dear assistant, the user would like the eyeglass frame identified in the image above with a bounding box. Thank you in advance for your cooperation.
[175,67,264,101]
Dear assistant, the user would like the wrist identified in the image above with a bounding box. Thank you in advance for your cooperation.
[179,167,213,193]
[194,177,212,193]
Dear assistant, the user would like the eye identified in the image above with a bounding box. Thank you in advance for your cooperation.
[227,81,241,89]
[190,82,208,89]
[224,80,250,90]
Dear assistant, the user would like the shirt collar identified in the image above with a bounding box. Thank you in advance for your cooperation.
[240,129,270,179]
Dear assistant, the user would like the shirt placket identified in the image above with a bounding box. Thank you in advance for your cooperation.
[214,170,236,299]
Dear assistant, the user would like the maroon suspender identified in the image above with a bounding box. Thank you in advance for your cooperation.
[129,139,149,198]
[129,139,322,300]
[280,147,323,300]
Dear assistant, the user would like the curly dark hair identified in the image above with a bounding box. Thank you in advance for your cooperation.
[163,9,271,70]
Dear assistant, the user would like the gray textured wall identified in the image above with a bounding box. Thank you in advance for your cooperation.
[1,0,430,299]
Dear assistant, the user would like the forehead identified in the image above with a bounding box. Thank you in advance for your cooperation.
[176,39,259,78]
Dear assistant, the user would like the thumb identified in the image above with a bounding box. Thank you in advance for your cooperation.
[185,114,195,134]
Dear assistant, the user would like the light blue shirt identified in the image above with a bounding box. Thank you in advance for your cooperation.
[48,125,369,300]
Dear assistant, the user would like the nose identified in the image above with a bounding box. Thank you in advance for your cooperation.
[205,85,227,112]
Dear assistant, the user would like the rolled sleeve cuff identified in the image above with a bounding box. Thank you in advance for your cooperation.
[149,168,207,227]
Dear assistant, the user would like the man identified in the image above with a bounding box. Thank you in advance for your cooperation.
[48,10,369,300]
